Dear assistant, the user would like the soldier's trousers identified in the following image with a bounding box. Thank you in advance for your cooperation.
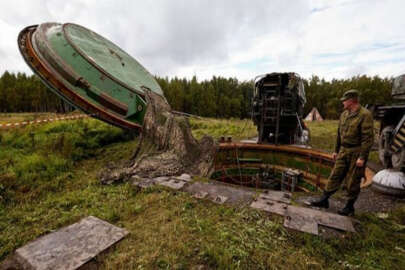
[325,147,366,200]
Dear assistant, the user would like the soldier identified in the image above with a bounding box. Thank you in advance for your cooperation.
[310,89,374,216]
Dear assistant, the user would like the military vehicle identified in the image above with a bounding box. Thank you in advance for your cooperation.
[372,74,405,197]
[18,23,164,131]
[252,72,309,144]
[374,74,405,170]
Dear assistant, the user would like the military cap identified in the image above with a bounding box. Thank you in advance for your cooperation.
[340,89,359,101]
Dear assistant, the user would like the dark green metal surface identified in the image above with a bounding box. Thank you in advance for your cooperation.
[18,23,164,130]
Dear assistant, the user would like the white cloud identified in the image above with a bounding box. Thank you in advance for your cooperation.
[0,0,404,81]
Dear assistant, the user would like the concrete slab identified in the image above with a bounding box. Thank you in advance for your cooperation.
[158,178,187,190]
[15,216,128,270]
[285,206,355,233]
[153,176,170,183]
[132,177,156,188]
[212,195,228,204]
[185,181,255,205]
[193,191,208,199]
[284,213,319,235]
[259,190,292,204]
[250,197,289,216]
[175,173,192,182]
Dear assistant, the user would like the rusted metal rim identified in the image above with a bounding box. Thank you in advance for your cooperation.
[216,142,375,189]
[219,143,334,164]
[32,23,84,92]
[18,25,142,131]
[212,163,329,192]
[62,23,147,99]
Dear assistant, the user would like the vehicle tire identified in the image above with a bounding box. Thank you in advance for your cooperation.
[391,148,405,169]
[379,126,394,167]
[379,126,405,169]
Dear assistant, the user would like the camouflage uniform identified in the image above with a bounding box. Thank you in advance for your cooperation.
[325,106,374,199]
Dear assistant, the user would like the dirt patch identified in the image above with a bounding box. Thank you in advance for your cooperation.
[355,187,405,213]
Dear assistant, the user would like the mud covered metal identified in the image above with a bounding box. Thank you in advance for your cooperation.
[18,23,164,130]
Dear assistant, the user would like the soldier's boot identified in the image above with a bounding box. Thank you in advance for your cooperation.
[338,198,356,216]
[310,191,335,208]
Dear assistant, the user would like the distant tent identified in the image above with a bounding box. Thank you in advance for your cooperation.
[304,107,324,121]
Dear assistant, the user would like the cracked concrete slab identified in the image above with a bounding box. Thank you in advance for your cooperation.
[212,195,228,204]
[250,197,289,216]
[153,176,170,183]
[284,212,319,235]
[132,177,156,188]
[185,181,255,205]
[284,206,355,234]
[193,191,208,199]
[158,178,187,190]
[175,173,192,182]
[14,216,128,270]
[259,190,292,204]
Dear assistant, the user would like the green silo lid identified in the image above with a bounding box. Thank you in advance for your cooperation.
[63,23,163,97]
[18,22,165,130]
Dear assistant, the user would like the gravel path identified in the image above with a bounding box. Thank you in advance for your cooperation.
[297,187,405,214]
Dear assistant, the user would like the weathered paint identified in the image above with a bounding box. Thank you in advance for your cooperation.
[18,23,164,131]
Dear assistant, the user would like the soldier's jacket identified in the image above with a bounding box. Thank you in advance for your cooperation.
[335,106,374,159]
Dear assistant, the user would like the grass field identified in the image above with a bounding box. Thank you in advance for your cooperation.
[189,118,341,151]
[0,112,65,124]
[189,118,379,161]
[1,114,404,269]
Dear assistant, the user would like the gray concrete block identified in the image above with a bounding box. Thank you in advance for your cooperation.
[15,216,128,270]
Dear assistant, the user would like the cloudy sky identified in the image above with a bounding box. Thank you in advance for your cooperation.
[1,0,404,81]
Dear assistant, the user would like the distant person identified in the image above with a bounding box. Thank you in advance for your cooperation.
[310,89,374,216]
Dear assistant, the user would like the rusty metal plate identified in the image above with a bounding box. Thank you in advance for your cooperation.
[284,213,319,235]
[285,206,355,233]
[15,216,128,270]
[185,182,255,205]
[250,197,289,216]
[259,190,292,204]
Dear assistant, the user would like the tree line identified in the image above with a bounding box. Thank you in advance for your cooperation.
[0,70,394,119]
[157,74,393,119]
[0,71,73,113]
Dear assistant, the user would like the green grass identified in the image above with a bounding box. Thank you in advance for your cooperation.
[1,115,404,269]
[304,120,380,163]
[189,118,257,141]
[189,117,380,163]
[305,120,339,152]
